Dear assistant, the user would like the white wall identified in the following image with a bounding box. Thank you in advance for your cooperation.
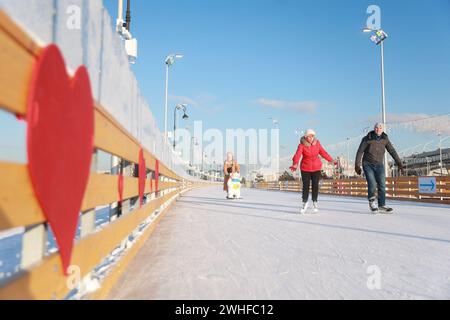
[0,0,191,178]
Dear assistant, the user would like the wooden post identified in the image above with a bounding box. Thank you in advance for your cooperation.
[21,224,47,270]
[122,161,133,215]
[80,150,98,238]
[80,212,96,238]
[77,150,99,295]
[110,155,122,222]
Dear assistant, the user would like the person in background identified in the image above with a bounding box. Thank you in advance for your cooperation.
[355,122,404,213]
[290,129,336,214]
[223,152,240,196]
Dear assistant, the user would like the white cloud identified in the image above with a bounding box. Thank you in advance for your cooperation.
[254,99,318,113]
[169,94,223,115]
[169,95,200,108]
[366,113,450,135]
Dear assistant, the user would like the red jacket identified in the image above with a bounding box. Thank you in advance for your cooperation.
[292,137,333,172]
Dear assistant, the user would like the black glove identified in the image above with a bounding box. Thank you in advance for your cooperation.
[355,165,362,175]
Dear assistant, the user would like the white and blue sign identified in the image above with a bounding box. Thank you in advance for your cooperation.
[418,177,437,194]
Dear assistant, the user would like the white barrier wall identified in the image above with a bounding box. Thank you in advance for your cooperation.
[0,0,191,178]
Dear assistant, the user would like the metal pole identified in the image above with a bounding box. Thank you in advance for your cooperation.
[347,138,350,178]
[190,137,195,175]
[380,41,388,177]
[164,64,169,144]
[380,41,387,129]
[118,0,123,22]
[125,0,131,31]
[439,135,443,176]
[173,106,177,149]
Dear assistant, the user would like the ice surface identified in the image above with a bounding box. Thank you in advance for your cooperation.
[108,187,450,300]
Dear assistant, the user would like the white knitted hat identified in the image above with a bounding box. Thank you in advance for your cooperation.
[305,129,316,137]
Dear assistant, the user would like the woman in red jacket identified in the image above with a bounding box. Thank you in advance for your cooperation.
[290,129,336,214]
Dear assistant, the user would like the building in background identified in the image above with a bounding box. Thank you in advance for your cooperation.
[392,148,450,176]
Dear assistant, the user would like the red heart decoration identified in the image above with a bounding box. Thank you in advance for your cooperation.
[118,174,124,204]
[155,160,159,192]
[138,149,146,207]
[26,45,94,275]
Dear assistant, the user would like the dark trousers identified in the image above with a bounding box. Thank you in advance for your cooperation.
[363,163,386,206]
[301,171,321,202]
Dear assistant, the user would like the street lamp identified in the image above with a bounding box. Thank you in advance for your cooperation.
[164,53,183,144]
[363,27,389,176]
[294,129,304,137]
[268,117,279,128]
[173,103,188,149]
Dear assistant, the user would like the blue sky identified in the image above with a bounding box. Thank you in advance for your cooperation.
[103,0,450,160]
[1,0,449,165]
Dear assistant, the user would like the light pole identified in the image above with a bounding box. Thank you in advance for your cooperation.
[116,0,124,32]
[164,53,183,144]
[363,27,389,176]
[190,137,198,175]
[173,104,188,149]
[437,132,448,176]
[346,138,350,178]
[125,0,131,31]
[439,135,450,176]
[202,152,207,175]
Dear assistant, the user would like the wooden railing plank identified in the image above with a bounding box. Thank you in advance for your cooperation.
[0,22,180,180]
[255,178,450,204]
[93,108,140,164]
[0,162,181,230]
[0,162,44,229]
[0,21,34,116]
[0,189,179,300]
[0,8,206,300]
[0,10,41,57]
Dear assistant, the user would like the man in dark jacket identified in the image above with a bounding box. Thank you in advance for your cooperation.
[355,123,404,213]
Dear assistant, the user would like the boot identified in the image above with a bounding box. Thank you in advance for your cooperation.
[312,201,318,213]
[369,197,378,213]
[300,202,308,214]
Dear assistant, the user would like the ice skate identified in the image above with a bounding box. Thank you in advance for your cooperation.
[369,197,378,213]
[378,206,394,214]
[300,202,308,214]
[312,201,319,213]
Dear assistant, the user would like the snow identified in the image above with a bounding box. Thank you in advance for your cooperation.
[108,187,450,300]
[0,228,24,241]
[0,228,23,286]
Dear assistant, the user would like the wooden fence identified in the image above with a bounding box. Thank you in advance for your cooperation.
[0,10,210,299]
[254,176,450,205]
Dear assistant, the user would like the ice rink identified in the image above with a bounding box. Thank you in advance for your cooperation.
[109,186,450,300]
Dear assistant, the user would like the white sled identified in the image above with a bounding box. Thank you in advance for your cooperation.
[227,172,242,199]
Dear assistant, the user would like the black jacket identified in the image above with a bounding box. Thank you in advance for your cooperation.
[355,131,403,168]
